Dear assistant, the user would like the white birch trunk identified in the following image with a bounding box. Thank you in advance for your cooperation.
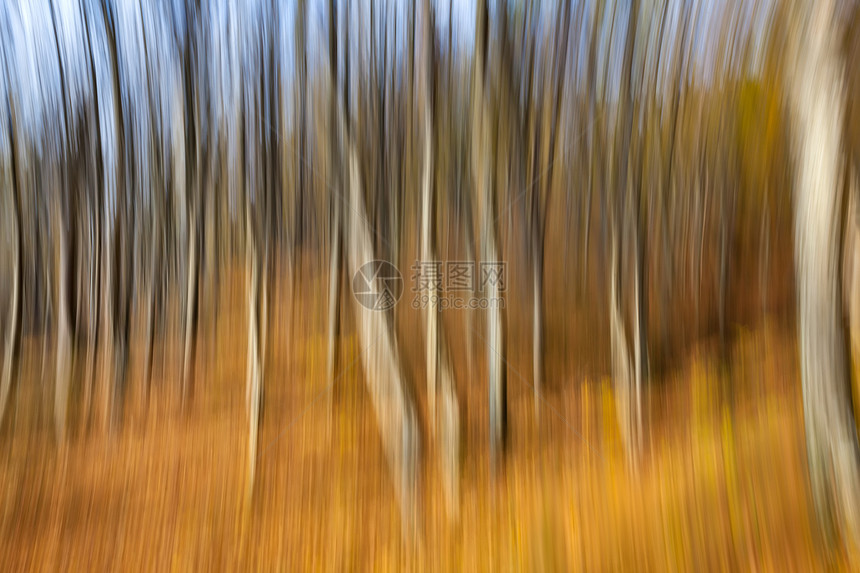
[419,0,460,517]
[789,0,860,545]
[346,140,420,536]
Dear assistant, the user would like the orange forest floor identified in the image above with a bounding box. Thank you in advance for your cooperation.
[0,261,852,571]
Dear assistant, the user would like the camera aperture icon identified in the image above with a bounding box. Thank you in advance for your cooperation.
[352,260,404,311]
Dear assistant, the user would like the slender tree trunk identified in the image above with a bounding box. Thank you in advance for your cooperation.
[346,140,420,536]
[532,236,544,420]
[609,209,637,459]
[324,0,341,444]
[0,94,21,429]
[419,0,460,519]
[325,197,342,437]
[245,208,263,502]
[472,0,507,470]
[54,206,72,442]
[181,10,200,409]
[183,200,199,404]
[611,0,644,463]
[99,0,125,433]
[80,0,102,434]
[143,211,159,405]
[49,0,73,442]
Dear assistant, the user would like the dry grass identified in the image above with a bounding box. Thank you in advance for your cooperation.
[0,264,848,571]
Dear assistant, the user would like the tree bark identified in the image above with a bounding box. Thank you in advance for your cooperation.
[611,0,644,463]
[788,0,860,546]
[0,86,21,430]
[472,0,508,471]
[419,0,460,519]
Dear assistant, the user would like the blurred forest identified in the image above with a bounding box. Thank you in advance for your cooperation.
[2,0,860,569]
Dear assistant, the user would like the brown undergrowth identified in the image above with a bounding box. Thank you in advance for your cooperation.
[0,264,844,571]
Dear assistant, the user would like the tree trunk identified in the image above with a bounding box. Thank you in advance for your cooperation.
[419,0,460,519]
[183,201,199,404]
[331,0,420,519]
[245,211,263,502]
[0,93,21,430]
[611,0,644,464]
[325,197,342,438]
[472,0,507,470]
[48,0,72,442]
[55,205,72,442]
[789,0,860,546]
[342,134,420,535]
